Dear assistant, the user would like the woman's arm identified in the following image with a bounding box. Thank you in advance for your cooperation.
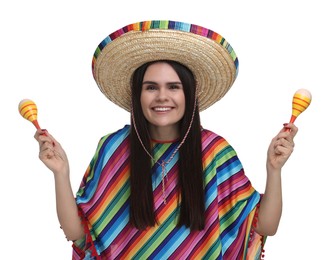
[34,129,84,241]
[254,123,298,236]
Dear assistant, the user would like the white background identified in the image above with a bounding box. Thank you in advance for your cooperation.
[1,0,328,259]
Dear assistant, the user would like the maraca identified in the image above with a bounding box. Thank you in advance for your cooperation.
[18,99,41,130]
[287,88,312,128]
[19,99,60,156]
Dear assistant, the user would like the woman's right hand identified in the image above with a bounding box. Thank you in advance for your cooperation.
[34,129,84,241]
[34,129,69,176]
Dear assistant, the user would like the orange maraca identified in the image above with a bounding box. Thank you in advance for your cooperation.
[287,89,312,128]
[18,99,41,130]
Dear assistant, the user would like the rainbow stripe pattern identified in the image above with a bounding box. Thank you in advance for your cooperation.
[92,20,239,79]
[73,125,264,259]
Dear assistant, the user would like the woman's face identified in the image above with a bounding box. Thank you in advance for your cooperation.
[140,62,185,138]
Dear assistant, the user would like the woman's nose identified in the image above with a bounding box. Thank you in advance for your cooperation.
[156,88,169,101]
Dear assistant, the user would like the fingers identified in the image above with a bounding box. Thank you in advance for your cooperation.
[282,123,298,138]
[272,124,296,157]
[273,137,294,156]
[39,145,56,160]
[40,147,64,160]
[34,129,49,142]
[267,123,298,170]
[34,129,56,146]
[34,129,65,161]
[275,123,298,145]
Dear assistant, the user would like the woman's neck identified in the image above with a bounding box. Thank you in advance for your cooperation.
[148,125,179,141]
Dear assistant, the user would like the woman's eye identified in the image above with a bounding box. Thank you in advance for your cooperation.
[169,84,181,90]
[145,85,157,90]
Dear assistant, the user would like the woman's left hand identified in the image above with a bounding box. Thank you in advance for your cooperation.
[267,123,298,171]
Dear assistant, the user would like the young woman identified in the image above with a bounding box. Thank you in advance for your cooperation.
[35,21,297,259]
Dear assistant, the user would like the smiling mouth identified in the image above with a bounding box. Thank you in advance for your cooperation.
[152,107,172,112]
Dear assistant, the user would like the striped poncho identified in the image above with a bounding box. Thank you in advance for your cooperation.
[73,125,265,259]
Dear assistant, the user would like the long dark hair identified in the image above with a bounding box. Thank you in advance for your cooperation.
[130,60,205,230]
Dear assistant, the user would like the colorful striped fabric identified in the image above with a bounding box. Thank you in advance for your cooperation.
[73,125,265,259]
[92,20,239,79]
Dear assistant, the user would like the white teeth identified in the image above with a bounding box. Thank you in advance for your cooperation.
[154,107,171,111]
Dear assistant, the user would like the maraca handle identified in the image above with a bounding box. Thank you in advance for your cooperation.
[32,120,41,130]
[285,115,296,132]
[289,115,296,124]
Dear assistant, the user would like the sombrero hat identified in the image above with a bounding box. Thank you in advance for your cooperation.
[92,20,239,112]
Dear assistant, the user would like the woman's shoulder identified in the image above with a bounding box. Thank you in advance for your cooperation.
[201,127,224,141]
[98,125,131,147]
[102,125,130,138]
[201,128,234,153]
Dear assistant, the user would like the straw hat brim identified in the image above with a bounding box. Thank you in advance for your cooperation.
[92,21,239,112]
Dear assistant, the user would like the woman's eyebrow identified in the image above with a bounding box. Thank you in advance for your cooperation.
[142,81,157,85]
[142,81,182,85]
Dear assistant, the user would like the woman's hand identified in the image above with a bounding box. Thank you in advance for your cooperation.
[255,123,298,236]
[34,129,84,240]
[266,123,298,172]
[34,129,69,175]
